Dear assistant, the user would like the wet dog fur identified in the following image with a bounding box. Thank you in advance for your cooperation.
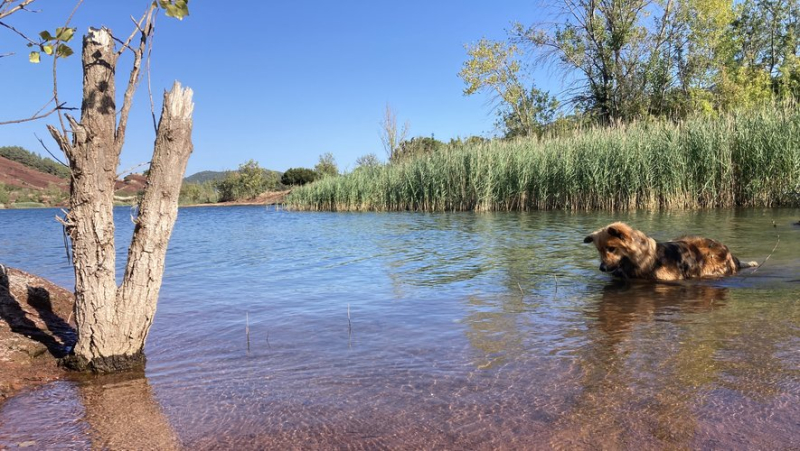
[583,222,757,281]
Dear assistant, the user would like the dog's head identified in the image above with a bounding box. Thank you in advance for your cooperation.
[583,222,645,276]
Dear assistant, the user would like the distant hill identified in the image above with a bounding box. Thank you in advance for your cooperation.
[0,146,70,179]
[184,170,228,184]
[184,168,284,184]
[0,155,68,190]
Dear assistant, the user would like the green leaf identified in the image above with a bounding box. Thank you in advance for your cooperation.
[55,27,76,42]
[56,44,74,58]
[162,0,189,20]
[29,51,41,63]
[39,30,54,41]
[43,45,53,55]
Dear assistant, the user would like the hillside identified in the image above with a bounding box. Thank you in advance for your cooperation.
[0,155,67,191]
[0,146,70,179]
[184,168,284,185]
[0,155,150,207]
[184,170,227,184]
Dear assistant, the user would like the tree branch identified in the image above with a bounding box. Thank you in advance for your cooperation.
[0,99,74,125]
[52,0,84,136]
[115,3,156,154]
[0,18,38,45]
[0,0,36,21]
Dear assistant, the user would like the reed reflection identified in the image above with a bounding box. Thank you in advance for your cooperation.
[546,282,729,448]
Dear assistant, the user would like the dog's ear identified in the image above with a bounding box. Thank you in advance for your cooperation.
[607,226,625,240]
[583,235,593,243]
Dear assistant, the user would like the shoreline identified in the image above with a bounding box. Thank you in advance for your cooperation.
[0,266,75,406]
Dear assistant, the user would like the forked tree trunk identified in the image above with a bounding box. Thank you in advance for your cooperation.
[48,28,194,372]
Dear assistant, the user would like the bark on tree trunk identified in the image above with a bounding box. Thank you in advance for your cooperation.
[48,27,194,372]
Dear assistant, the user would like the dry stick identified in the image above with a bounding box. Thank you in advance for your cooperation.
[246,311,250,351]
[554,274,559,295]
[347,303,352,349]
[60,219,71,262]
[116,160,153,179]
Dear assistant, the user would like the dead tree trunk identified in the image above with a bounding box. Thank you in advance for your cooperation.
[48,27,193,372]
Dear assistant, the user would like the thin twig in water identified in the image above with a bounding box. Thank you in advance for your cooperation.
[347,303,352,332]
[517,282,524,295]
[266,331,271,350]
[554,274,559,295]
[751,234,780,274]
[246,311,250,351]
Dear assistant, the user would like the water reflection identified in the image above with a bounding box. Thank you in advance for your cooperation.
[0,372,180,450]
[76,371,181,450]
[0,372,180,449]
[547,281,799,449]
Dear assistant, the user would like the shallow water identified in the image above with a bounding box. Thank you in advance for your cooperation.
[0,206,798,449]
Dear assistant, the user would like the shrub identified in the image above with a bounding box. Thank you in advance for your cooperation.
[180,181,219,205]
[281,167,317,186]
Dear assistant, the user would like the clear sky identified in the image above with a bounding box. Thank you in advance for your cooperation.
[1,1,558,176]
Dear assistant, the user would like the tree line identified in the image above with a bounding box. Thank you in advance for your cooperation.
[460,0,800,137]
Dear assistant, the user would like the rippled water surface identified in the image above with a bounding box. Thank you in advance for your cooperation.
[1,206,798,449]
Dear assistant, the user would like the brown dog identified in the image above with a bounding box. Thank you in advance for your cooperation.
[583,222,757,281]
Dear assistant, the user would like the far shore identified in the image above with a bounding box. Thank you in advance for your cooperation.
[1,190,290,211]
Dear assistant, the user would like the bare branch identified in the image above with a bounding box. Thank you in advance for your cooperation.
[52,0,84,136]
[34,132,69,168]
[0,0,36,21]
[117,161,152,179]
[0,18,38,45]
[147,12,158,133]
[115,3,156,153]
[0,101,74,125]
[114,11,148,57]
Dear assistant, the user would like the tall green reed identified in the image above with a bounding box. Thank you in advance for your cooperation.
[286,106,800,211]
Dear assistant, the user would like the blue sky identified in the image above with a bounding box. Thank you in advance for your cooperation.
[1,1,559,176]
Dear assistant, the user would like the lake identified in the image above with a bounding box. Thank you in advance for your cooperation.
[0,206,798,449]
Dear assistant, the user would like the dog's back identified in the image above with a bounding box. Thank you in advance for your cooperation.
[584,222,757,281]
[653,236,739,280]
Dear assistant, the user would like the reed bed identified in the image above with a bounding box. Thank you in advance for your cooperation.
[285,106,800,211]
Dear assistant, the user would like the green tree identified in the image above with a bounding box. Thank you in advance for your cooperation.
[215,160,270,202]
[315,152,339,178]
[392,136,445,162]
[355,153,381,169]
[500,87,560,139]
[512,0,674,123]
[459,39,547,137]
[281,167,317,186]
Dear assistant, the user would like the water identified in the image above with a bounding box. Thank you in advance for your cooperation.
[0,206,798,449]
